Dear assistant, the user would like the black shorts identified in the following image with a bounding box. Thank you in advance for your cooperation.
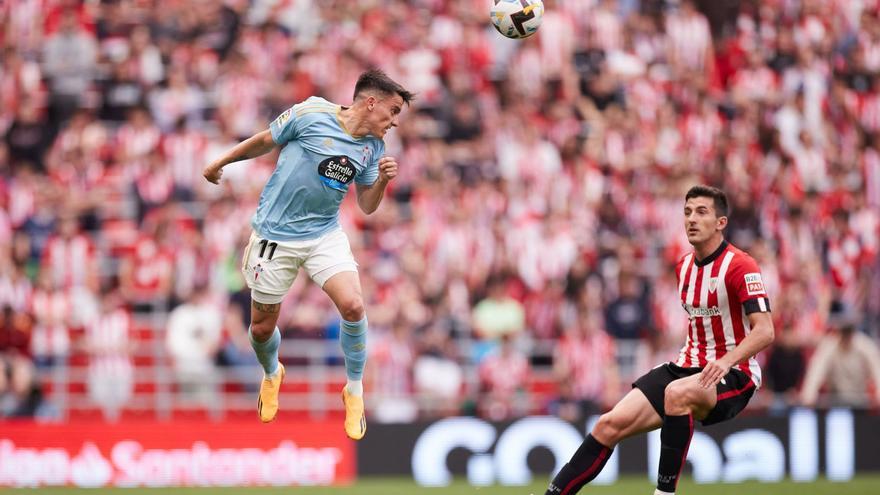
[632,362,756,426]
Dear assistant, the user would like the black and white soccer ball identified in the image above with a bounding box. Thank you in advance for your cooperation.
[490,0,545,39]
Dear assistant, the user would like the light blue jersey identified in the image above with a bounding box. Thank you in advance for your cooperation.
[251,97,385,241]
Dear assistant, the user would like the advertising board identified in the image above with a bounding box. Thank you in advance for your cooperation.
[358,409,879,486]
[0,420,353,488]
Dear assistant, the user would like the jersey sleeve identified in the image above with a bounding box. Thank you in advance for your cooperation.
[269,105,301,144]
[726,254,771,314]
[355,140,384,185]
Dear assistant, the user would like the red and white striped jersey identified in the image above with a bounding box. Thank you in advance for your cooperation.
[557,330,616,401]
[86,308,133,378]
[865,147,880,208]
[368,330,414,397]
[41,233,95,289]
[858,92,880,132]
[674,241,770,386]
[115,122,160,160]
[160,130,207,190]
[665,11,712,71]
[479,350,530,399]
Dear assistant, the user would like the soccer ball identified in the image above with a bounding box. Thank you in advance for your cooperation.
[490,0,545,39]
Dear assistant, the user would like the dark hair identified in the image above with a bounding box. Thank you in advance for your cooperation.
[685,185,729,217]
[353,69,415,105]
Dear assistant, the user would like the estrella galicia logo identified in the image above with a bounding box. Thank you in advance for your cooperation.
[318,155,356,191]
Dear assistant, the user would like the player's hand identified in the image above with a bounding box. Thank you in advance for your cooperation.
[378,156,398,183]
[698,358,732,389]
[203,162,224,184]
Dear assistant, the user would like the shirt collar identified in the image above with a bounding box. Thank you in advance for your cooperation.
[694,240,729,267]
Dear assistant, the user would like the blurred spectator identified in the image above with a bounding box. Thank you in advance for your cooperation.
[148,67,206,132]
[476,333,531,421]
[42,7,97,125]
[0,354,54,419]
[764,330,807,414]
[665,0,714,73]
[5,99,51,171]
[0,265,33,313]
[119,222,174,311]
[604,272,653,341]
[82,289,133,421]
[40,214,98,291]
[471,275,525,361]
[0,300,56,419]
[0,305,31,358]
[100,60,147,122]
[413,320,463,418]
[366,320,417,423]
[551,306,619,421]
[165,285,223,407]
[216,302,259,394]
[28,271,70,368]
[763,283,816,413]
[801,304,880,409]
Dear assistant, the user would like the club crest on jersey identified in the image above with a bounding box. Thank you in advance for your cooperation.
[361,146,372,163]
[318,155,356,191]
[708,277,718,293]
[744,273,765,295]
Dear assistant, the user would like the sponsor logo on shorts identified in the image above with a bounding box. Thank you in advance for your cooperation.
[744,273,765,295]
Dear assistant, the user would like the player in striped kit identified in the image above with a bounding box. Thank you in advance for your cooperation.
[203,69,413,440]
[545,186,775,495]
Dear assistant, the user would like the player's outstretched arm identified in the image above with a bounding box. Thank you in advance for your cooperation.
[203,129,277,184]
[698,311,775,388]
[355,156,398,214]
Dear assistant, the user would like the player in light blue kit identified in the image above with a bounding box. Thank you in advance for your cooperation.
[203,69,413,439]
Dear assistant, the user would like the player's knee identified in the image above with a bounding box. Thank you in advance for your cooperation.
[250,311,279,341]
[593,412,626,444]
[250,322,275,341]
[337,297,365,322]
[664,382,696,414]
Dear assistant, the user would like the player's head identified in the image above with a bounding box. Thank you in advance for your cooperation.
[683,185,729,246]
[352,69,415,139]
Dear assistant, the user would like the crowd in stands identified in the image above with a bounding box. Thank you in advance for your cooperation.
[1,0,880,422]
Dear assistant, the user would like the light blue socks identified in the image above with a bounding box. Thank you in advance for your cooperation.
[249,326,281,376]
[340,316,368,396]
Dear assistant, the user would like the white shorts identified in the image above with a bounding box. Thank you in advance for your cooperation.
[241,229,358,304]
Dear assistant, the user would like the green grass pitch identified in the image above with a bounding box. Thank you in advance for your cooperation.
[10,475,880,495]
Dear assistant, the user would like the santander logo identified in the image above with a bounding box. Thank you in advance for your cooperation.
[0,439,343,487]
[71,442,113,487]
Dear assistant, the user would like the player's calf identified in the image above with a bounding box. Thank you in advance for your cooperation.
[250,325,285,423]
[656,378,711,494]
[340,316,367,439]
[655,412,694,494]
[544,434,613,495]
